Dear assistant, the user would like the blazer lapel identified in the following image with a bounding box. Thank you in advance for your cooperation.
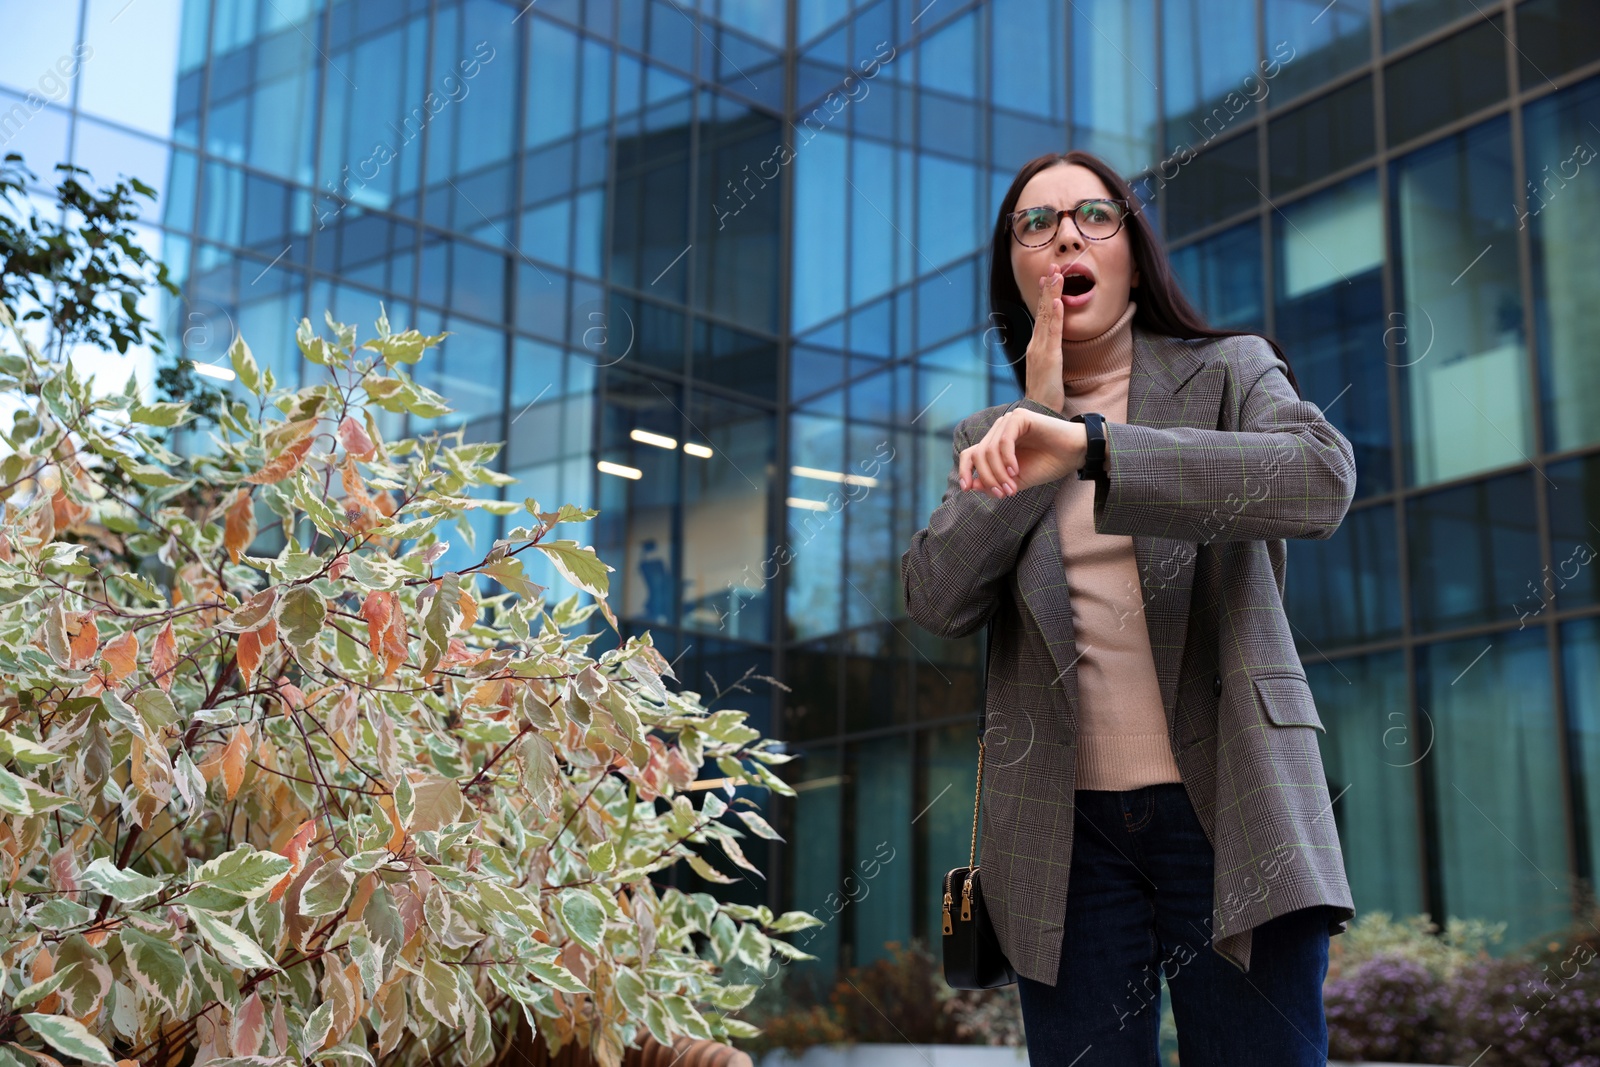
[1014,324,1224,734]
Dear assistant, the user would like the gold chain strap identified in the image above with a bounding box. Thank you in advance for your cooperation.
[968,737,985,870]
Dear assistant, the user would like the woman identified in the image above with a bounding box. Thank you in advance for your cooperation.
[900,150,1358,1066]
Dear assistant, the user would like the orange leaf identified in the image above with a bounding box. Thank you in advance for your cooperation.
[457,588,478,632]
[223,488,257,564]
[51,487,89,531]
[237,629,263,688]
[269,818,318,903]
[378,792,406,854]
[100,630,139,688]
[360,591,408,680]
[338,415,375,460]
[244,434,315,485]
[68,612,99,670]
[222,726,249,801]
[151,621,177,692]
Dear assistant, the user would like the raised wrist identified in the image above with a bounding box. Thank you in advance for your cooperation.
[1014,395,1068,420]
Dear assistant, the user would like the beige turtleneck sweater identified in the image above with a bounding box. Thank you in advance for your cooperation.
[1053,300,1182,790]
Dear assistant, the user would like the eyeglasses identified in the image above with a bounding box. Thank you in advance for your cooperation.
[1007,198,1131,247]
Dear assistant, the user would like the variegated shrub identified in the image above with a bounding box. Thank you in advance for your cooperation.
[0,302,818,1067]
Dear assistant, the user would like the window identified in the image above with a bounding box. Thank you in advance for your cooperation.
[1384,17,1507,147]
[1524,74,1600,452]
[1407,472,1538,633]
[1268,76,1375,195]
[1416,629,1571,952]
[1265,0,1370,106]
[1170,218,1264,331]
[1272,172,1391,495]
[1289,505,1402,648]
[1390,117,1528,487]
[1307,652,1425,921]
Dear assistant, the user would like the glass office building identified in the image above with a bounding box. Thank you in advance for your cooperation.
[5,0,1600,995]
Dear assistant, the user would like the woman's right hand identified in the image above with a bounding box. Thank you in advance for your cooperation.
[1023,266,1067,414]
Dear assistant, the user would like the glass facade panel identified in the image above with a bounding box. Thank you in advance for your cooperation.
[1265,0,1370,106]
[1267,76,1375,195]
[1382,0,1481,51]
[1161,130,1259,239]
[1525,73,1600,453]
[1416,630,1572,949]
[1384,17,1508,146]
[784,745,843,993]
[1407,472,1539,633]
[1162,0,1259,154]
[1069,0,1158,176]
[1561,618,1600,902]
[1390,117,1528,487]
[1308,652,1426,921]
[847,733,914,967]
[1517,0,1600,85]
[1170,218,1264,331]
[1544,455,1600,613]
[1272,171,1391,495]
[1287,504,1402,650]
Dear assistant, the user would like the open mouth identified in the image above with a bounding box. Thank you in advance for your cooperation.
[1061,273,1094,297]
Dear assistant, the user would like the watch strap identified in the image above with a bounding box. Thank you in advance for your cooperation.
[1069,412,1108,482]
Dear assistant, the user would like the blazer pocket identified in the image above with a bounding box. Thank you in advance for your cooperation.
[1252,672,1326,733]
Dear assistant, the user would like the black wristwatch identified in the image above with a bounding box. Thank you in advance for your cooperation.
[1069,412,1107,482]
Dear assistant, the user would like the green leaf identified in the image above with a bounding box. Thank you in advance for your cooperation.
[192,845,293,899]
[613,966,648,1017]
[0,730,64,766]
[119,927,190,1014]
[533,540,612,599]
[662,993,713,1040]
[483,558,544,600]
[13,964,77,1010]
[0,763,73,816]
[421,573,462,674]
[278,586,326,649]
[555,889,605,951]
[418,955,461,1028]
[129,401,190,427]
[230,333,261,393]
[527,958,589,994]
[20,1012,116,1065]
[124,462,189,487]
[298,857,354,917]
[99,691,147,741]
[767,909,827,933]
[80,856,163,904]
[185,906,280,972]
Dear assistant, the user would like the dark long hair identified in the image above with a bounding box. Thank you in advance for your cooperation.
[987,150,1299,396]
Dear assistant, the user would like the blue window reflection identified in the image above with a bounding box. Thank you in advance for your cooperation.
[1524,72,1600,453]
[1407,471,1538,633]
[1170,219,1263,331]
[1416,628,1571,952]
[1273,171,1391,496]
[1288,504,1402,650]
[1390,116,1528,488]
[1306,652,1424,923]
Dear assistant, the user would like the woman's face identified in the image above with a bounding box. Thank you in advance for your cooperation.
[1009,163,1141,342]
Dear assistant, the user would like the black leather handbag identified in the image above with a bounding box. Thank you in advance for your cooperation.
[941,618,1018,989]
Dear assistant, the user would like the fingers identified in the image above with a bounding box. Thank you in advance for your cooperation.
[961,418,1018,499]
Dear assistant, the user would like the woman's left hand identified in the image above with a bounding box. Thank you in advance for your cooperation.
[958,410,1088,498]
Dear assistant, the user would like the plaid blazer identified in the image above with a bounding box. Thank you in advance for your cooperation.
[900,323,1358,984]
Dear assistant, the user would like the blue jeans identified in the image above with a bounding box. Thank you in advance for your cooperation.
[1016,782,1332,1067]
